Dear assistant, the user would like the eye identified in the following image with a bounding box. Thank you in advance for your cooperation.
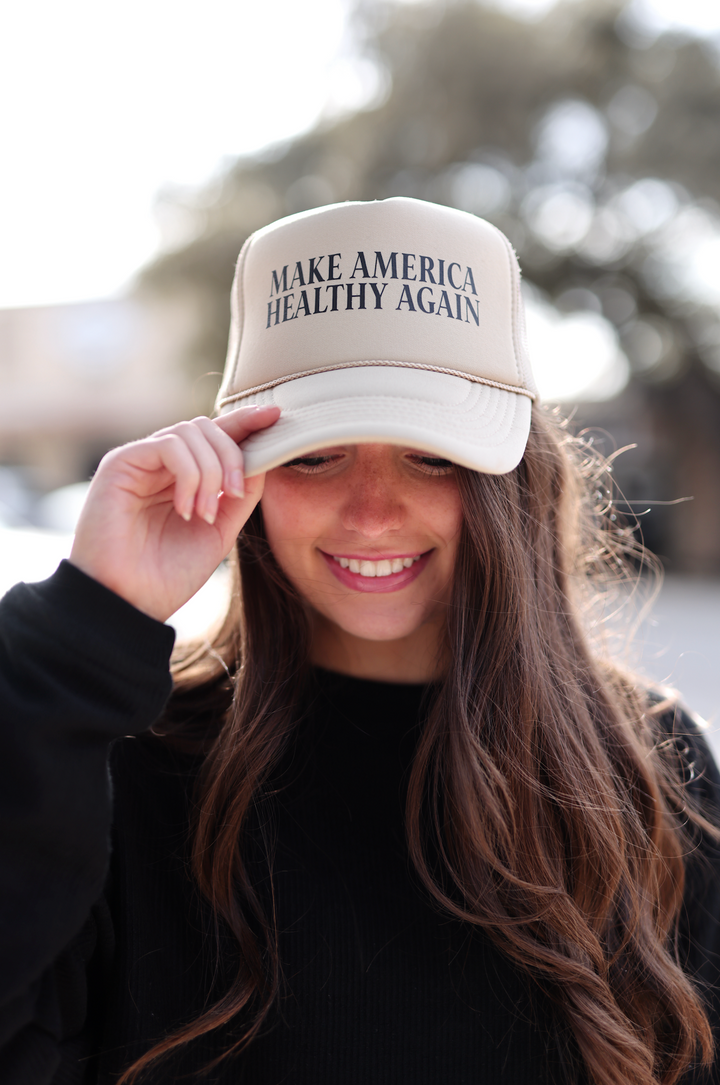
[405,453,455,476]
[282,453,344,474]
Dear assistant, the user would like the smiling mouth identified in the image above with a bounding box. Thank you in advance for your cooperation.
[330,555,422,578]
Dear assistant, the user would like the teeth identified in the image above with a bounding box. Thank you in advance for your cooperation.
[333,555,421,577]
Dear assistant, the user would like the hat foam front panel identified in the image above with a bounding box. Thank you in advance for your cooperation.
[218,197,537,477]
[226,199,528,398]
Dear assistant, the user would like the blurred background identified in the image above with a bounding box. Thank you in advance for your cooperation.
[2,0,720,745]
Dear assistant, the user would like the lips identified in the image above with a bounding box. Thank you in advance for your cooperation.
[319,550,432,593]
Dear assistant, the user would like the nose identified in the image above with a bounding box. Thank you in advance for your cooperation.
[340,448,406,539]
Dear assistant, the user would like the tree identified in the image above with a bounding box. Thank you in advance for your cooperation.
[140,0,720,570]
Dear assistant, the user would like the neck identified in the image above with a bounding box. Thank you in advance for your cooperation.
[309,613,446,683]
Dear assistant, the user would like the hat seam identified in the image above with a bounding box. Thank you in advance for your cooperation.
[268,397,507,430]
[232,237,252,391]
[241,389,518,442]
[498,229,523,390]
[246,414,513,449]
[218,360,536,407]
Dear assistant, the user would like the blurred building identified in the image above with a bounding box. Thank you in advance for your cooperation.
[0,295,204,492]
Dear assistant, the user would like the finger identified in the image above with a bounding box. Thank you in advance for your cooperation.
[143,407,280,519]
[213,404,281,444]
[157,421,226,525]
[187,416,247,499]
[144,433,204,522]
[214,469,265,542]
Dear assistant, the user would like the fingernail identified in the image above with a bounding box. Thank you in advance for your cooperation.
[229,470,245,498]
[181,501,193,522]
[203,509,216,525]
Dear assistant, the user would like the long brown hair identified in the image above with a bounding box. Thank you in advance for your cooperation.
[120,407,718,1085]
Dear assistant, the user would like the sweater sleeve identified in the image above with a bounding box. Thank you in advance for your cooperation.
[0,560,175,1080]
[661,705,720,1084]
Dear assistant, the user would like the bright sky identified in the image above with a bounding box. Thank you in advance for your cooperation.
[495,0,720,30]
[0,0,370,309]
[1,0,718,400]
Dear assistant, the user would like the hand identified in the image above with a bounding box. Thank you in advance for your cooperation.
[69,405,280,622]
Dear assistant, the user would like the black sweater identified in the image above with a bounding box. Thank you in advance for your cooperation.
[1,561,720,1084]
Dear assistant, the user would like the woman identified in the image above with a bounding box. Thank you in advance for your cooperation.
[1,198,719,1085]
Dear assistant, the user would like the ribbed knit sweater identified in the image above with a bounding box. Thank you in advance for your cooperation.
[2,562,720,1084]
[99,671,574,1084]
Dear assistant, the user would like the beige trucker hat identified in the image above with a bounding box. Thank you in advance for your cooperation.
[216,197,537,476]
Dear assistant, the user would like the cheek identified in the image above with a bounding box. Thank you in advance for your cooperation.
[260,474,328,572]
[431,481,464,552]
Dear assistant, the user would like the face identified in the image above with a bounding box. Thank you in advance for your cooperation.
[260,443,463,678]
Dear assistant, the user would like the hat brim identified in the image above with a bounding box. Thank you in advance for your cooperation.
[219,365,532,478]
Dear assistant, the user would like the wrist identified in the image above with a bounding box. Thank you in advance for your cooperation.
[66,554,170,623]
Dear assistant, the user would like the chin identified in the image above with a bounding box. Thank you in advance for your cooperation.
[323,602,441,644]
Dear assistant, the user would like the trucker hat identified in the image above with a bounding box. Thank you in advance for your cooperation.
[216,197,537,476]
